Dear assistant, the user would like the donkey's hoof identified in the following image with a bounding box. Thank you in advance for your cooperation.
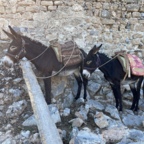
[75,97,79,101]
[134,107,139,112]
[119,111,123,115]
[130,107,134,111]
[118,108,123,112]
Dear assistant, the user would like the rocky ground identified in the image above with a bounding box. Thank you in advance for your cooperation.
[0,44,144,144]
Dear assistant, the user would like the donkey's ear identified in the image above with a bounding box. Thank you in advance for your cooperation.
[8,25,19,38]
[92,44,102,54]
[98,44,102,49]
[2,29,15,39]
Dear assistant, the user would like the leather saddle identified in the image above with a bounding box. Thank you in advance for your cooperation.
[50,40,82,67]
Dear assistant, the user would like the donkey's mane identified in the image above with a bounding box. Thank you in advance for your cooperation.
[98,52,111,60]
[22,35,49,49]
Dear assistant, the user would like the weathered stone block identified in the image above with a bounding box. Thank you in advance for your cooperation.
[103,3,110,9]
[39,6,47,12]
[11,6,17,13]
[72,4,83,11]
[10,19,21,26]
[85,2,92,10]
[0,18,9,37]
[22,12,33,20]
[134,24,144,32]
[102,127,128,143]
[54,1,63,5]
[126,4,139,12]
[111,4,118,10]
[0,6,4,13]
[140,6,144,12]
[26,6,39,12]
[132,12,141,18]
[18,1,35,6]
[125,0,139,3]
[102,19,115,24]
[139,20,144,24]
[101,10,111,18]
[126,12,132,18]
[17,6,25,13]
[13,13,22,19]
[0,0,3,6]
[93,2,102,9]
[41,1,53,6]
[21,20,34,28]
[131,39,140,45]
[8,0,17,6]
[48,5,57,11]
[132,33,143,39]
[6,8,12,14]
[128,18,138,24]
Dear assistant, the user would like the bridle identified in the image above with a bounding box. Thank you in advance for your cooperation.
[5,39,81,79]
[6,39,26,61]
[83,53,121,71]
[83,54,101,71]
[5,39,49,61]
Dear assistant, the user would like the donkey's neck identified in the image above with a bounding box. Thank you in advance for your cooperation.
[98,53,112,74]
[23,37,47,60]
[22,36,62,72]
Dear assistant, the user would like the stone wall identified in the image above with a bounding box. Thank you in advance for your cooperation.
[1,0,144,56]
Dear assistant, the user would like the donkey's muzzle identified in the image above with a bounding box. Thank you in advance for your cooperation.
[82,69,91,79]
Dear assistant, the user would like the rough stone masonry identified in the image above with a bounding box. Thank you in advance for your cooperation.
[0,1,144,143]
[0,0,144,57]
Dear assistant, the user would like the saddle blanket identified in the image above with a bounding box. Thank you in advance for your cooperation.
[50,40,82,67]
[117,54,131,77]
[127,54,144,76]
[117,53,144,76]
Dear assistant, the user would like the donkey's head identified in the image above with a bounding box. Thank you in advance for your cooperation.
[2,26,26,67]
[83,44,102,79]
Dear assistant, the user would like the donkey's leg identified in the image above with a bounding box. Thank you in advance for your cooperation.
[110,84,119,109]
[129,83,137,110]
[82,76,88,99]
[43,72,52,104]
[74,73,82,100]
[134,77,143,111]
[111,84,123,111]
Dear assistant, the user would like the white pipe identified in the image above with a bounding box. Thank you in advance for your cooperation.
[20,60,63,144]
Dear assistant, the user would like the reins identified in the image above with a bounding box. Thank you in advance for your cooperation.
[35,41,77,79]
[84,53,128,81]
[22,40,81,79]
[98,53,120,69]
[29,46,49,61]
[84,53,120,70]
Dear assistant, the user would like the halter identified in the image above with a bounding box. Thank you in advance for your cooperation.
[83,53,121,71]
[83,54,101,71]
[5,39,49,62]
[6,39,26,60]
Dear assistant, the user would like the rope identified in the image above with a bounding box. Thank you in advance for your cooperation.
[34,40,77,79]
[29,46,50,61]
[97,53,130,81]
[97,53,120,69]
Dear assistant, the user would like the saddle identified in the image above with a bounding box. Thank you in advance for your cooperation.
[116,52,144,77]
[127,54,144,76]
[50,40,82,67]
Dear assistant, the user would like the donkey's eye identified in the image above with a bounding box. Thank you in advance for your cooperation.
[86,60,92,65]
[10,46,17,51]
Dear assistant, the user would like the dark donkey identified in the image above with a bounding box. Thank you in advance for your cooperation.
[83,44,143,111]
[2,26,88,104]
